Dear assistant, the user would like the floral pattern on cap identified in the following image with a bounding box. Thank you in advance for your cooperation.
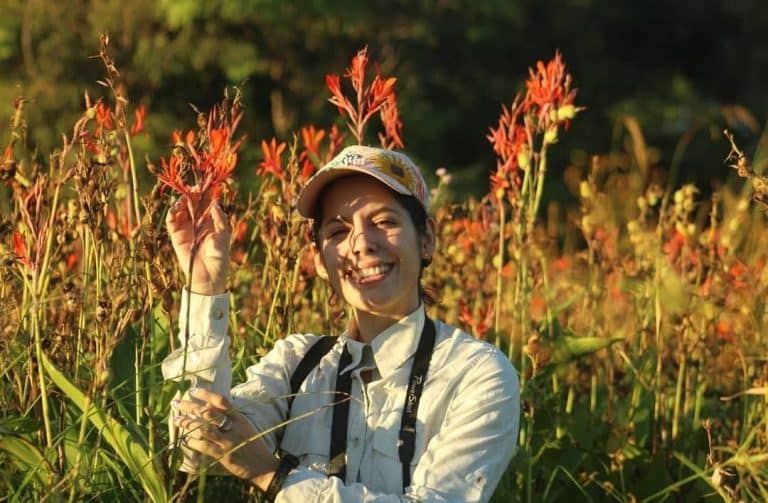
[297,145,430,217]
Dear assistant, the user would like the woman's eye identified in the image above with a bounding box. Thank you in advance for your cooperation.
[326,227,347,239]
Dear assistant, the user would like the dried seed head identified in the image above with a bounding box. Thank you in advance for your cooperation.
[96,299,110,323]
[0,220,11,240]
[0,160,16,182]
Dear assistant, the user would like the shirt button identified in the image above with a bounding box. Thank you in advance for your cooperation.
[352,436,360,446]
[212,309,224,320]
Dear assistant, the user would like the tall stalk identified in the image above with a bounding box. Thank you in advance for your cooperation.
[494,202,505,349]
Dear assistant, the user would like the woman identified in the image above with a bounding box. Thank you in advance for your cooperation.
[163,145,520,502]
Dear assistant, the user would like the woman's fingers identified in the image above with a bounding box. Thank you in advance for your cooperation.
[210,202,231,234]
[191,387,232,410]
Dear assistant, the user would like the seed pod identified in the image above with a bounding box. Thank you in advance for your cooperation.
[96,299,110,323]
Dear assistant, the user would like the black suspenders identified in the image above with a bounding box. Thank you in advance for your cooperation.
[284,318,437,492]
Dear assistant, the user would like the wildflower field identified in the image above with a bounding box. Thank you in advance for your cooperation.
[1,38,767,502]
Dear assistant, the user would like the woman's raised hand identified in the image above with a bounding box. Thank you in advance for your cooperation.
[166,193,231,295]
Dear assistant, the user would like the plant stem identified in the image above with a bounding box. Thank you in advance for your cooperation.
[494,201,505,348]
[32,295,53,448]
[672,352,686,443]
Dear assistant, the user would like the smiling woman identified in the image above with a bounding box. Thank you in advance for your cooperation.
[162,145,521,502]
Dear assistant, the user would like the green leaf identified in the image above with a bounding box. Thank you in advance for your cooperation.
[551,334,624,365]
[41,353,169,503]
[0,433,55,487]
[0,415,41,435]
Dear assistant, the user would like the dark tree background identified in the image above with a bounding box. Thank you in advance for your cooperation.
[0,0,766,199]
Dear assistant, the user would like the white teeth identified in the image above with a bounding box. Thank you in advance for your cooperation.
[356,264,392,279]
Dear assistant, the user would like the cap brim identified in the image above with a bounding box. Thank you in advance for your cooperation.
[296,166,411,218]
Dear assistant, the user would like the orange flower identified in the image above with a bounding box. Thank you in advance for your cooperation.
[378,93,404,149]
[458,299,493,341]
[716,321,735,344]
[129,105,147,136]
[326,46,400,145]
[158,105,243,207]
[12,231,33,270]
[728,260,749,289]
[158,155,190,199]
[94,101,115,133]
[487,97,527,203]
[65,252,79,272]
[552,256,571,273]
[524,51,579,130]
[326,124,346,162]
[299,125,326,181]
[258,138,287,180]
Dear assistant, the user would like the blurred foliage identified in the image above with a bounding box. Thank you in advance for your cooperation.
[0,0,767,199]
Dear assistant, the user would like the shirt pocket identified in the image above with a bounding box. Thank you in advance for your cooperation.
[371,422,425,493]
[280,423,331,473]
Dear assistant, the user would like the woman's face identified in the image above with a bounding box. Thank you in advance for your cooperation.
[313,175,434,320]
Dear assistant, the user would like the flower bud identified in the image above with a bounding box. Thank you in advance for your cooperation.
[517,150,530,170]
[579,181,592,200]
[544,127,558,144]
[557,105,576,120]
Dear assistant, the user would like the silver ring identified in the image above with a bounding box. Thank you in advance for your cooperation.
[216,414,233,433]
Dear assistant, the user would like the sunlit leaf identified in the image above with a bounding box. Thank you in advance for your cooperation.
[41,353,168,503]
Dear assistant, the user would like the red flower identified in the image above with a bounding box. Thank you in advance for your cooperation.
[258,138,287,180]
[12,231,33,270]
[326,124,346,162]
[728,260,749,289]
[299,125,326,181]
[487,97,528,202]
[524,51,580,130]
[326,74,354,118]
[326,47,400,145]
[158,105,243,205]
[458,299,493,341]
[130,105,147,136]
[94,101,115,134]
[378,93,404,149]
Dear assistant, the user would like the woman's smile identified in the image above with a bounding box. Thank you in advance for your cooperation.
[346,262,394,284]
[313,174,430,324]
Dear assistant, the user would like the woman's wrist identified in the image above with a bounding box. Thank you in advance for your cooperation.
[248,456,280,493]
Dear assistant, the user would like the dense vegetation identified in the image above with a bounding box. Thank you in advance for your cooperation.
[1,6,767,501]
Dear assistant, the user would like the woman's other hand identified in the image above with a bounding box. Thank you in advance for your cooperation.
[173,388,278,491]
[166,193,231,295]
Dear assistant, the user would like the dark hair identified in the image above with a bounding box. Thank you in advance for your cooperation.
[309,184,437,305]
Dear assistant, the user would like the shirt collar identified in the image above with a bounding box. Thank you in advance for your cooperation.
[369,305,426,378]
[341,305,426,378]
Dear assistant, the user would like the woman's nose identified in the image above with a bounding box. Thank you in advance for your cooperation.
[349,227,376,254]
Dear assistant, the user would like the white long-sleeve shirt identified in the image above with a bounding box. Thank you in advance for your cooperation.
[162,291,520,502]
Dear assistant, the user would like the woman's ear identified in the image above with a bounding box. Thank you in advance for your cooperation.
[312,243,329,280]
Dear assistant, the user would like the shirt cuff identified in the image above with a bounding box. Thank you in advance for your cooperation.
[178,288,230,339]
[161,290,231,384]
[274,466,328,502]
